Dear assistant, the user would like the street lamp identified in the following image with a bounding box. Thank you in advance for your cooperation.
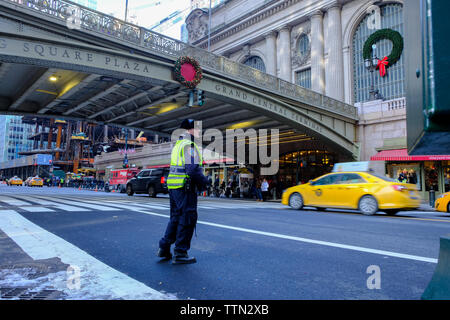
[364,44,383,100]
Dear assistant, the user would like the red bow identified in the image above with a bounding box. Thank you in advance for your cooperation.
[377,56,389,77]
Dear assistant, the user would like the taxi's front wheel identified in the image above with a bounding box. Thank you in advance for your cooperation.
[358,195,378,215]
[289,193,303,210]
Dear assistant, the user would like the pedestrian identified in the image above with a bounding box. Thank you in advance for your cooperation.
[255,178,263,201]
[261,178,269,201]
[157,119,209,264]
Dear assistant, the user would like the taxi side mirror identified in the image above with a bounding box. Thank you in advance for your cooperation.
[308,180,314,186]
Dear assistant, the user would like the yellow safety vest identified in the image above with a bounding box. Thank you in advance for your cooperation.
[167,139,203,189]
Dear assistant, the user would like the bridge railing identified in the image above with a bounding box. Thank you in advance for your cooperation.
[3,0,357,120]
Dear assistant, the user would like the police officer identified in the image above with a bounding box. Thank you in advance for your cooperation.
[157,119,209,264]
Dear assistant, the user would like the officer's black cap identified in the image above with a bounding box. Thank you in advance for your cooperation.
[180,119,195,130]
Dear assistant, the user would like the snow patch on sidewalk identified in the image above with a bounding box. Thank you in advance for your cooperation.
[0,210,177,300]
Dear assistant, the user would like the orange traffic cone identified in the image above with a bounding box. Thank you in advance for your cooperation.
[78,186,81,191]
[95,186,98,192]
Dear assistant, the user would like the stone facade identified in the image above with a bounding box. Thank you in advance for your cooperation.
[187,0,407,161]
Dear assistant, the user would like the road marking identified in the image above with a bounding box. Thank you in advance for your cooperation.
[0,196,33,206]
[18,196,91,212]
[21,206,55,212]
[0,210,176,300]
[139,211,438,264]
[34,196,121,212]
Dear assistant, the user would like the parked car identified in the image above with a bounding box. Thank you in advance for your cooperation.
[8,176,23,186]
[435,192,450,213]
[282,164,421,215]
[126,168,169,197]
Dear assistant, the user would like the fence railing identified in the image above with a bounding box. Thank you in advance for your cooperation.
[3,0,358,120]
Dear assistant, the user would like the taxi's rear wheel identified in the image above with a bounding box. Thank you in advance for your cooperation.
[358,195,378,216]
[289,193,303,210]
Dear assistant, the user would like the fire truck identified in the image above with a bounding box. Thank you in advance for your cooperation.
[105,168,140,193]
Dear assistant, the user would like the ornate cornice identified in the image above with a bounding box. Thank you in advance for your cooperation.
[195,0,304,49]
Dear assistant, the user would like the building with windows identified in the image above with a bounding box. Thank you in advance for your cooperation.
[186,0,450,200]
[0,116,34,162]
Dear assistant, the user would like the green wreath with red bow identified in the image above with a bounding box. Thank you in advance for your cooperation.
[363,28,403,77]
[173,56,203,89]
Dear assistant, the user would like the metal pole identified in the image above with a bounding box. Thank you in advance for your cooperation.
[208,0,212,51]
[125,0,129,22]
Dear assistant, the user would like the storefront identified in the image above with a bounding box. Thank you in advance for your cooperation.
[371,149,450,202]
[277,150,338,188]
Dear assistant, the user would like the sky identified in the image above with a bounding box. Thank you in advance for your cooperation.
[97,0,191,26]
[95,0,192,39]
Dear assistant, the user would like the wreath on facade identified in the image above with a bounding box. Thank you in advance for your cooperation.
[173,56,203,89]
[363,28,403,77]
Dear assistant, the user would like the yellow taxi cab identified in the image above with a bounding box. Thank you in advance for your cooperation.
[282,162,421,216]
[29,176,44,187]
[8,176,23,186]
[435,193,450,213]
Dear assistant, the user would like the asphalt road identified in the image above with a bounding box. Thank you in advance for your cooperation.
[0,184,449,300]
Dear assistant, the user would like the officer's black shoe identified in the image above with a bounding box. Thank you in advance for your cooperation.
[172,251,196,265]
[157,248,172,260]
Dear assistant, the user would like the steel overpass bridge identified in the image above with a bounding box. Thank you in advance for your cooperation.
[0,0,359,159]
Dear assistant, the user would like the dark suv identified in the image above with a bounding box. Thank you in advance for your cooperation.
[126,168,169,197]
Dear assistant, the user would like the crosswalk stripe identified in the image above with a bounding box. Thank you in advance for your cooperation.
[0,196,33,206]
[76,199,160,211]
[103,200,170,210]
[33,196,121,211]
[21,206,55,212]
[19,196,90,212]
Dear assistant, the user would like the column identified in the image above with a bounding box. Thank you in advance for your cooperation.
[265,31,277,76]
[55,124,62,161]
[310,10,325,94]
[278,26,292,82]
[326,4,345,101]
[103,125,109,143]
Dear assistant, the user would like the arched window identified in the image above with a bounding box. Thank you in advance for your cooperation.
[297,33,310,58]
[243,56,266,72]
[352,3,404,103]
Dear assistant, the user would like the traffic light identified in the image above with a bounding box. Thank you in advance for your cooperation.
[123,164,129,168]
[188,90,194,107]
[197,89,205,106]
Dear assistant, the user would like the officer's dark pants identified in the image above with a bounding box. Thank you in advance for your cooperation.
[159,188,198,254]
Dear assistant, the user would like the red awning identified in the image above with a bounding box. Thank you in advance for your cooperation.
[371,149,450,161]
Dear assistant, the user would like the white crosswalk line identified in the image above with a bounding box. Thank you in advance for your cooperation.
[0,195,33,206]
[21,206,55,212]
[19,196,90,212]
[32,196,121,211]
[101,200,170,210]
[76,199,158,211]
